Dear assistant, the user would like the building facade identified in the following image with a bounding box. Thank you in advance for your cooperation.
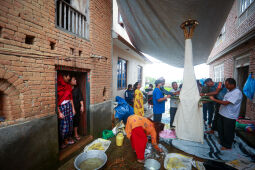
[208,0,255,119]
[0,0,112,169]
[112,0,149,100]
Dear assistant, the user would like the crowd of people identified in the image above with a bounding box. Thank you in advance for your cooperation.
[56,72,243,158]
[201,78,242,150]
[124,77,243,162]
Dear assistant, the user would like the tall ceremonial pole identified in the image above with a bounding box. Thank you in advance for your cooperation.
[173,19,204,143]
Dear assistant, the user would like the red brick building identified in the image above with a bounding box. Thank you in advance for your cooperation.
[0,0,112,169]
[208,0,255,120]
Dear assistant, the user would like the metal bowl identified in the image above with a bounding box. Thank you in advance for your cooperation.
[74,150,107,170]
[144,159,161,170]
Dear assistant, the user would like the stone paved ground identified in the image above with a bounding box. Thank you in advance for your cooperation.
[59,135,204,170]
[59,106,204,170]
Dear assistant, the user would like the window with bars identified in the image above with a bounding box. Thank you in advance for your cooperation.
[137,66,142,84]
[117,58,127,89]
[214,64,224,82]
[240,0,254,13]
[56,0,89,39]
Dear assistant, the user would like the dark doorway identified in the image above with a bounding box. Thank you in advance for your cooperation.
[56,67,89,152]
[237,66,249,116]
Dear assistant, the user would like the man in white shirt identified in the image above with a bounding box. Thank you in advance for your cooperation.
[170,82,180,128]
[209,78,242,150]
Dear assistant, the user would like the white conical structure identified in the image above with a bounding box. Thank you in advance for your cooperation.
[173,39,204,143]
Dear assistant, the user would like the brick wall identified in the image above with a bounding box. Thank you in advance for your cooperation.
[209,38,255,119]
[246,47,255,119]
[0,0,112,126]
[208,0,255,60]
[208,0,255,120]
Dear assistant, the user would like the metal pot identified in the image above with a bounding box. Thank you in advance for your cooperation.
[74,150,107,170]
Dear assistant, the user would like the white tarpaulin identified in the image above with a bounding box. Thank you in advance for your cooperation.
[173,39,204,143]
[116,0,234,67]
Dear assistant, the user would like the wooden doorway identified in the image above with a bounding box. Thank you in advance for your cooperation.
[56,66,90,151]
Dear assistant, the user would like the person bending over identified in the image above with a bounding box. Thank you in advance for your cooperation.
[125,115,164,163]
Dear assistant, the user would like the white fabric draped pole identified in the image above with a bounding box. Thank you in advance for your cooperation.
[173,39,204,143]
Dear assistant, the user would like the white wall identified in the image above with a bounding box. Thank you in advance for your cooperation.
[112,0,147,99]
[112,45,146,99]
[112,0,131,43]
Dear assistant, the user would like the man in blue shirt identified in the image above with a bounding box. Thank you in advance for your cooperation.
[153,80,171,122]
[201,78,227,134]
[125,84,134,107]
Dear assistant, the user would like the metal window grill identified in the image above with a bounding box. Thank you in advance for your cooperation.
[56,0,89,39]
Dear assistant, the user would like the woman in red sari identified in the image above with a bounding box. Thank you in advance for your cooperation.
[125,115,164,163]
[57,71,76,149]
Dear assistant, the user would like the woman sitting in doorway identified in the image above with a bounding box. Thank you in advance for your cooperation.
[125,115,164,163]
[57,71,76,149]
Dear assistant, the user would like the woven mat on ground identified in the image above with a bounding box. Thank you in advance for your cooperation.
[160,133,255,162]
[160,114,255,162]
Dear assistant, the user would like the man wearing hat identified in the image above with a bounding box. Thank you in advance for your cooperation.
[153,79,171,122]
[158,77,174,96]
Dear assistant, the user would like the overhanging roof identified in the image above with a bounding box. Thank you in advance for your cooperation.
[113,33,152,64]
[117,0,234,67]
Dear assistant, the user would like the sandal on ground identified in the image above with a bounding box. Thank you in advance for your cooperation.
[137,159,145,164]
[74,136,81,141]
[68,140,75,145]
[60,143,68,149]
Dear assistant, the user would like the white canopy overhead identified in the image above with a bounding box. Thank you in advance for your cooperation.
[117,0,234,67]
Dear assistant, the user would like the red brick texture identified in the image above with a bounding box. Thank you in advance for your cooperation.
[209,39,255,119]
[208,0,255,120]
[208,0,255,60]
[0,0,112,126]
[246,48,255,119]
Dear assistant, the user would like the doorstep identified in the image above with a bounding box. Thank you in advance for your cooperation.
[59,135,93,164]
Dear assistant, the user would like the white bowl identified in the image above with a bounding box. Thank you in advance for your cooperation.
[74,150,107,170]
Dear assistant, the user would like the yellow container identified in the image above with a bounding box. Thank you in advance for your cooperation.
[116,133,124,146]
